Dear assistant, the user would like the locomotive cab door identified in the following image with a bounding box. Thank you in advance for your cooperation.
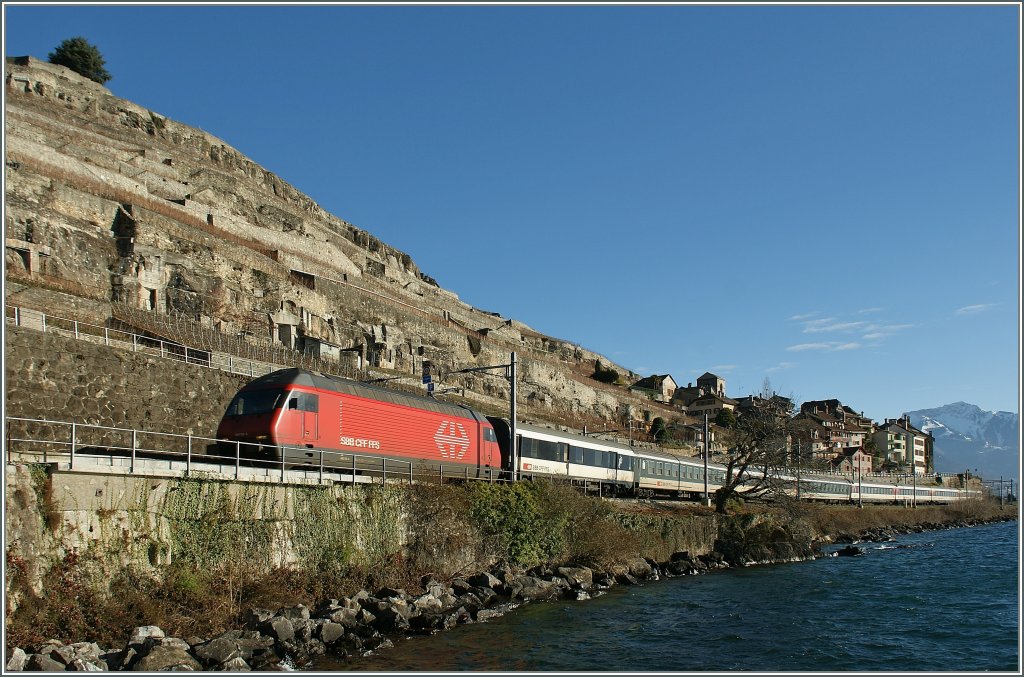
[287,391,319,446]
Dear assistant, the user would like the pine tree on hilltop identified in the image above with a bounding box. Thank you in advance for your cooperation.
[48,37,111,84]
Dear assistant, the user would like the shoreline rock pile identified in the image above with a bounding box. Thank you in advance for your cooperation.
[829,514,1014,545]
[3,551,739,672]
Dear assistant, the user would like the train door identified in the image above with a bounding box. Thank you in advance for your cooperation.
[302,393,319,444]
[287,391,319,445]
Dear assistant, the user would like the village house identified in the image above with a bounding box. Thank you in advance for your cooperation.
[671,372,728,409]
[628,374,677,403]
[873,416,933,474]
[790,399,877,465]
[831,447,873,474]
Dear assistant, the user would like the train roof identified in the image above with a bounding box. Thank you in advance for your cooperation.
[513,422,713,463]
[242,368,486,422]
[514,422,638,453]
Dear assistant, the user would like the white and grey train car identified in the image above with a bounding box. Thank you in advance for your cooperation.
[488,420,639,495]
[488,419,979,504]
[630,449,728,499]
[782,475,979,504]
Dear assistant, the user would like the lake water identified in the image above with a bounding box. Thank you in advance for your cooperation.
[313,519,1019,672]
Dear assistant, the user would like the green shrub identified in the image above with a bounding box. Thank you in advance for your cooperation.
[468,482,564,567]
[48,37,111,84]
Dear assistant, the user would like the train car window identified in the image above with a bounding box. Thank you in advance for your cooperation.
[618,456,633,471]
[483,428,497,442]
[226,388,285,416]
[569,446,585,465]
[538,440,564,462]
[522,438,563,462]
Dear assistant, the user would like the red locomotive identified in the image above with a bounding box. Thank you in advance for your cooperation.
[216,368,503,478]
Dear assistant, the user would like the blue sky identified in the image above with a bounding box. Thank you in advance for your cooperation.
[4,4,1020,420]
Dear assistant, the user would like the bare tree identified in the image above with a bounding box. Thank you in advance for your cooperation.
[714,398,794,513]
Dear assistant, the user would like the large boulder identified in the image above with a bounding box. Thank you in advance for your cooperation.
[242,607,275,630]
[276,604,311,621]
[625,557,653,578]
[260,616,295,642]
[317,621,346,645]
[6,647,28,671]
[26,654,66,671]
[508,576,561,601]
[132,645,202,671]
[193,637,241,668]
[328,607,360,629]
[127,625,165,647]
[411,592,443,614]
[470,586,499,607]
[220,656,252,671]
[556,566,594,590]
[468,572,502,591]
[367,603,411,633]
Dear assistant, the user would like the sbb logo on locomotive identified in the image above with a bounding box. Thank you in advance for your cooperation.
[434,421,470,460]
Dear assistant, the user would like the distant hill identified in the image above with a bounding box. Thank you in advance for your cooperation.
[906,402,1019,481]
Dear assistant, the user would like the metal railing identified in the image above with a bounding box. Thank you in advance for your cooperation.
[7,305,283,380]
[4,416,505,487]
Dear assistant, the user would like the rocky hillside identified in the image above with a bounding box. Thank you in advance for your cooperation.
[3,56,687,442]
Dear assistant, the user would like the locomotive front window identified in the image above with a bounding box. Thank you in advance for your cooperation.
[226,388,285,416]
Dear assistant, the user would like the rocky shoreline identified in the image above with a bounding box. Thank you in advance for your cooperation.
[5,513,1014,672]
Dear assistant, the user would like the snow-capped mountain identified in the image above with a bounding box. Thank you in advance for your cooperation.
[906,402,1019,481]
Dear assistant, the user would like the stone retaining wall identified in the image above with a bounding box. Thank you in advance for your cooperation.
[4,324,250,437]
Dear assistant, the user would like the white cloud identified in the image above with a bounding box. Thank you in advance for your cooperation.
[786,343,833,352]
[710,364,737,373]
[788,312,819,321]
[786,342,862,352]
[803,321,869,334]
[766,362,796,373]
[861,323,913,341]
[956,303,997,316]
[856,307,885,314]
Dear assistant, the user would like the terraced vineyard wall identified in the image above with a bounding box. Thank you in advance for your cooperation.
[4,325,247,437]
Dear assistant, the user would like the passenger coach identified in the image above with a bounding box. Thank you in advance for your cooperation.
[487,419,638,495]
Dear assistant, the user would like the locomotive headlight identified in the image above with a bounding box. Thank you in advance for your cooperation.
[255,435,269,441]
